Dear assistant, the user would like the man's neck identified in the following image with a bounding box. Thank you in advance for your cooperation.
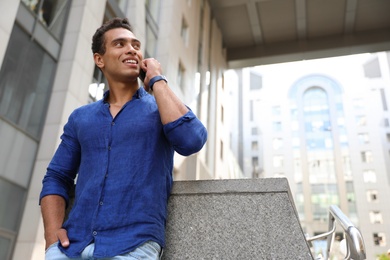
[107,80,140,106]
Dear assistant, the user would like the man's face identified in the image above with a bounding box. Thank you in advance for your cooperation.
[96,28,143,82]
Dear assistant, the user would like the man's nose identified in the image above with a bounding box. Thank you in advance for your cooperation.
[126,44,137,54]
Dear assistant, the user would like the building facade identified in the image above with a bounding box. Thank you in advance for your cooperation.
[0,1,238,259]
[235,53,390,258]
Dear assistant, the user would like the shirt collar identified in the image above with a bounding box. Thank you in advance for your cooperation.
[103,87,147,103]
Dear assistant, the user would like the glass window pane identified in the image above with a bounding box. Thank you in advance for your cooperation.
[0,24,56,138]
[22,0,70,40]
[0,121,38,187]
[0,236,12,260]
[0,179,26,231]
[146,0,160,21]
[145,22,157,58]
[363,170,377,183]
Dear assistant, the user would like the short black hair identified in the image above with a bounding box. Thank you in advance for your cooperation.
[91,17,133,55]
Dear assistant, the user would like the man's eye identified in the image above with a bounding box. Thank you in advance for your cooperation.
[115,42,123,47]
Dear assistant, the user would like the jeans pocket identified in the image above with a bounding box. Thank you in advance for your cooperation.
[45,241,59,254]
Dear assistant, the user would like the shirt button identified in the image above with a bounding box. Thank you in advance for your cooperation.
[111,122,115,126]
[99,201,103,206]
[108,146,111,150]
[93,231,97,236]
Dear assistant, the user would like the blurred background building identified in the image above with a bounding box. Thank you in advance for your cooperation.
[0,0,389,259]
[229,52,390,258]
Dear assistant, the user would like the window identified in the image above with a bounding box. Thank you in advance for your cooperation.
[273,138,283,150]
[181,17,189,46]
[22,0,70,40]
[0,178,26,231]
[384,118,390,127]
[145,0,160,57]
[387,133,390,142]
[252,156,259,167]
[273,121,282,132]
[363,170,377,183]
[342,156,352,179]
[380,88,388,111]
[356,115,367,126]
[369,211,383,224]
[145,0,160,20]
[361,151,373,163]
[272,106,281,115]
[367,190,379,202]
[251,127,258,135]
[220,140,223,160]
[252,156,259,178]
[177,62,185,91]
[373,233,386,246]
[220,105,224,123]
[145,22,158,58]
[250,100,254,121]
[353,98,365,110]
[358,133,369,144]
[251,141,258,151]
[249,72,262,90]
[0,24,56,138]
[273,155,284,168]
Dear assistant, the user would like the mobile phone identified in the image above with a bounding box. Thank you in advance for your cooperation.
[139,69,146,82]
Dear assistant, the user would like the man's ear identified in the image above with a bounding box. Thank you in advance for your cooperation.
[93,53,104,69]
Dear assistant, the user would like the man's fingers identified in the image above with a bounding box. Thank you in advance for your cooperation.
[57,229,70,248]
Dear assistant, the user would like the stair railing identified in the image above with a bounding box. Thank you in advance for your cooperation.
[306,205,366,260]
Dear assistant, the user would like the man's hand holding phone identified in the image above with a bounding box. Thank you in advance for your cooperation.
[140,58,164,92]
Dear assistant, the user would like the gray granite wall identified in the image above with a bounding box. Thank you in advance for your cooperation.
[163,178,313,260]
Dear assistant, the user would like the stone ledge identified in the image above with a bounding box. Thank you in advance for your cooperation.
[163,178,313,260]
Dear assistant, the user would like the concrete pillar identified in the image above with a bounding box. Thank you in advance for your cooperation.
[0,0,19,70]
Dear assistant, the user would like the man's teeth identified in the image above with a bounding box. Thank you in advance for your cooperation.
[125,60,136,64]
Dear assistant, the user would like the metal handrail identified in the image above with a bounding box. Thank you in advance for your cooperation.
[306,205,366,260]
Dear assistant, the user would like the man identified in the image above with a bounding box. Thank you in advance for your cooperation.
[40,17,207,259]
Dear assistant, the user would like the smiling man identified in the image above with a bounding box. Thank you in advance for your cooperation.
[40,17,207,259]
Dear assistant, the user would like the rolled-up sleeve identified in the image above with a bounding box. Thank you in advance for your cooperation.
[39,114,80,205]
[163,110,207,156]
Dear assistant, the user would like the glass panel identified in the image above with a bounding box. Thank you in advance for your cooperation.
[0,236,12,260]
[311,184,339,221]
[0,120,38,188]
[145,22,157,58]
[145,0,160,21]
[0,24,56,138]
[355,115,367,126]
[273,138,283,150]
[22,0,70,40]
[363,170,377,183]
[273,121,281,131]
[0,179,26,231]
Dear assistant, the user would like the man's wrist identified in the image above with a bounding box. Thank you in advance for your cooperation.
[149,75,167,91]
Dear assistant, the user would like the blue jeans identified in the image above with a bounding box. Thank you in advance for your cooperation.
[45,241,162,260]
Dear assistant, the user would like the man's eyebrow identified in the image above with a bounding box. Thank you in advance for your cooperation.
[111,37,141,44]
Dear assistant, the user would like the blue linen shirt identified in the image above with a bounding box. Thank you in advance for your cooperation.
[39,87,207,258]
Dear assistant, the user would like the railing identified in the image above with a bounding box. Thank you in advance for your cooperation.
[306,205,366,260]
